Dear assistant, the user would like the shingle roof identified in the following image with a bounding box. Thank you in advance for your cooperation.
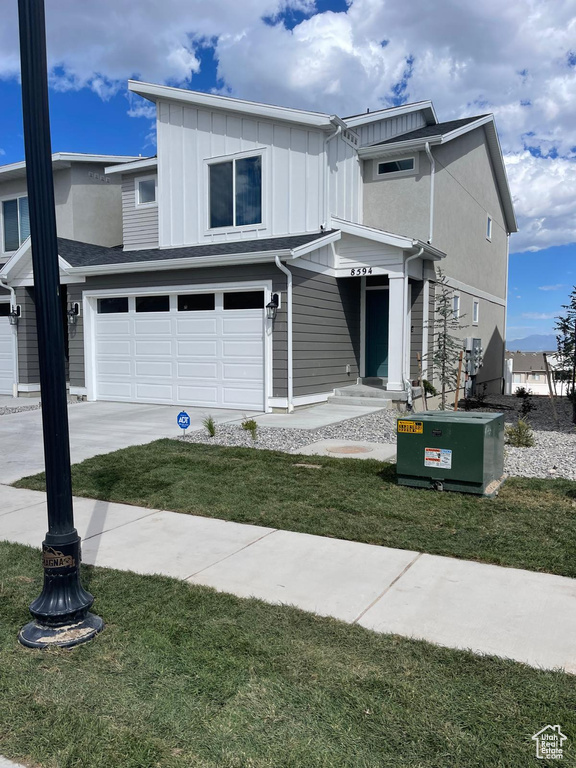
[57,231,337,269]
[505,352,555,372]
[373,116,489,146]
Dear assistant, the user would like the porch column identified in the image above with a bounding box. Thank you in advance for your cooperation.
[386,275,405,391]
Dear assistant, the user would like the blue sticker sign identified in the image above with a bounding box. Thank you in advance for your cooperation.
[177,411,191,431]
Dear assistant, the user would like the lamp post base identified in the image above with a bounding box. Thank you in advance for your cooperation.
[18,612,104,649]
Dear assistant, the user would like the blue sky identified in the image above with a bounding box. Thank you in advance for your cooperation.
[0,0,574,342]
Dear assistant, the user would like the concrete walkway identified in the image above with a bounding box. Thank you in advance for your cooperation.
[1,483,575,674]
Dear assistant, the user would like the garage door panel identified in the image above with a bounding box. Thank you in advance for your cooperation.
[135,360,173,377]
[97,319,131,335]
[94,291,265,409]
[135,383,174,401]
[221,388,263,408]
[177,362,218,379]
[222,340,262,357]
[177,340,218,357]
[98,360,132,376]
[134,319,172,335]
[98,381,133,399]
[176,317,218,335]
[222,316,262,335]
[223,363,263,381]
[97,338,131,356]
[176,385,219,405]
[134,340,173,356]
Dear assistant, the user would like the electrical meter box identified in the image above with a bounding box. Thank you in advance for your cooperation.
[396,411,505,496]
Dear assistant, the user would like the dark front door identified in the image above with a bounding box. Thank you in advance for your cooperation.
[366,289,389,377]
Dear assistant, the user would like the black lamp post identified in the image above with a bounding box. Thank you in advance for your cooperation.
[17,0,103,648]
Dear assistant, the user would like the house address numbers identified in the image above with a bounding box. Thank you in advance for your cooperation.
[349,267,373,276]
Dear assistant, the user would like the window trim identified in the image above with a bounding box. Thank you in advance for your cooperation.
[134,174,158,208]
[204,148,266,234]
[452,293,461,321]
[1,193,29,255]
[472,299,479,325]
[486,215,492,241]
[373,154,418,181]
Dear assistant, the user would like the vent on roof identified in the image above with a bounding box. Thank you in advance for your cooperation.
[342,129,359,149]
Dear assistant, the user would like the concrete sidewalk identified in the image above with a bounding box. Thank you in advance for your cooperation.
[1,483,575,673]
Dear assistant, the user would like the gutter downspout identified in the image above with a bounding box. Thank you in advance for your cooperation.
[324,122,342,228]
[0,277,19,397]
[275,255,294,412]
[424,142,435,244]
[403,248,424,404]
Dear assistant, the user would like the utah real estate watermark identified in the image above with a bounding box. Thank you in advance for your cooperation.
[532,725,567,760]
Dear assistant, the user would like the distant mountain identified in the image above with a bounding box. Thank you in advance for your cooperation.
[507,334,557,352]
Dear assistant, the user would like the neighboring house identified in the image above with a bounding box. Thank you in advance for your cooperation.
[504,351,568,396]
[0,84,516,411]
[0,152,139,396]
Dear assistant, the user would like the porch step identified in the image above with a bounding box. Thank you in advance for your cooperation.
[328,396,403,410]
[333,385,407,400]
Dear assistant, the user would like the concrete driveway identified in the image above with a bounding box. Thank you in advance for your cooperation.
[0,401,256,484]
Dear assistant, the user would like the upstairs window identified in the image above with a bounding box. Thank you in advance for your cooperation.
[135,175,157,206]
[486,216,492,241]
[2,196,30,252]
[473,299,479,324]
[209,155,262,229]
[452,295,460,320]
[377,157,415,176]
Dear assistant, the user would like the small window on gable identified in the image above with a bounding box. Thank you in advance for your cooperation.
[486,216,492,241]
[377,158,414,176]
[473,300,479,324]
[136,176,157,206]
[452,295,460,320]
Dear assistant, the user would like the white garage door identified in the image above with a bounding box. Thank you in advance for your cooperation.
[0,311,16,395]
[92,289,266,409]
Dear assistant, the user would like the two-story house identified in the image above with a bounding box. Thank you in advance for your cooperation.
[0,83,516,411]
[0,152,139,396]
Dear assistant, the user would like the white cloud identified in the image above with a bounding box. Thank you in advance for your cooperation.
[522,312,559,320]
[0,0,574,253]
[539,284,565,291]
[0,148,5,156]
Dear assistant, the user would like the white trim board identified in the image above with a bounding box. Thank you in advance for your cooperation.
[442,277,506,307]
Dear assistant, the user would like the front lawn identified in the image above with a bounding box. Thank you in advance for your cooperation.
[0,541,574,768]
[15,439,576,578]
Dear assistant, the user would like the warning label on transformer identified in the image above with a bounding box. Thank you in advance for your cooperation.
[424,447,452,469]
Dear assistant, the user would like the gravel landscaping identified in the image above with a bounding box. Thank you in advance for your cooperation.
[183,394,576,481]
[0,402,41,417]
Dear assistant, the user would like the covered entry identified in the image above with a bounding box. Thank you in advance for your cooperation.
[86,286,270,410]
[365,287,389,377]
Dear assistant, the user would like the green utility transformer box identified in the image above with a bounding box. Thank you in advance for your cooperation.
[396,411,505,496]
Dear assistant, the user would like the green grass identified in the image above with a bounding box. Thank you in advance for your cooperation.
[15,439,576,578]
[0,540,575,768]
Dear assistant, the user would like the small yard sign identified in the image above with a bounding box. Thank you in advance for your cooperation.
[177,411,191,434]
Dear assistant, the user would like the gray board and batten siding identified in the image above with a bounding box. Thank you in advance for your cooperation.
[121,171,159,250]
[15,287,38,385]
[291,267,360,397]
[67,263,288,397]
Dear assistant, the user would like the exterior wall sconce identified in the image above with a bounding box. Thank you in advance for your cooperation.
[67,302,80,326]
[266,293,280,321]
[8,306,21,326]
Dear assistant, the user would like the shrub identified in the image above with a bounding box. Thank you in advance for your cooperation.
[241,418,258,442]
[422,380,438,397]
[202,415,216,437]
[505,419,535,448]
[515,386,531,399]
